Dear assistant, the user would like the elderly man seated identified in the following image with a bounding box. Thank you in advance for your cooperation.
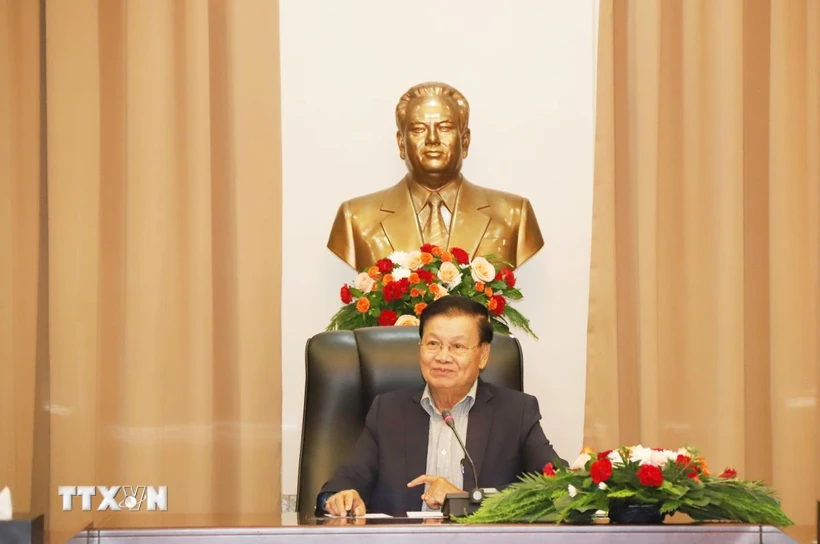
[318,295,565,516]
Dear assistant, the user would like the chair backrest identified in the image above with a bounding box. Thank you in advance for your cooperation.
[296,326,523,520]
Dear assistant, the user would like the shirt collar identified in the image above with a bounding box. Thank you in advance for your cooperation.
[407,177,461,215]
[420,379,478,417]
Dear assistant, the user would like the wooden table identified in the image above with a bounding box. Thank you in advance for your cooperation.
[65,512,806,544]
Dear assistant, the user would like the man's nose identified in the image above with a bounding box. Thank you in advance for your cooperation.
[425,126,440,145]
[434,346,454,361]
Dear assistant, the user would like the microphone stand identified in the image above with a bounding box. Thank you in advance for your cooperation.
[441,411,486,517]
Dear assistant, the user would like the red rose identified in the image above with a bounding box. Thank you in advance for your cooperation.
[543,462,556,477]
[382,282,401,302]
[420,243,434,253]
[637,465,663,487]
[450,247,470,265]
[597,449,613,460]
[383,278,411,303]
[377,310,398,326]
[687,466,700,479]
[340,285,353,304]
[498,268,516,289]
[590,458,613,484]
[719,468,737,479]
[488,294,506,316]
[675,454,691,467]
[376,258,394,274]
[416,269,435,284]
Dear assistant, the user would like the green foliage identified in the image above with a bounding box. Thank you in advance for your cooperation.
[455,446,793,527]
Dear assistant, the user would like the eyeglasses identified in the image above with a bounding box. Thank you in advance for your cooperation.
[420,339,480,357]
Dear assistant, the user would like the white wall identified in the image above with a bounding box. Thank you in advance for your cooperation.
[280,0,597,497]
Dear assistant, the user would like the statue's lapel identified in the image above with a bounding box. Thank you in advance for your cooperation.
[380,178,423,252]
[449,180,491,259]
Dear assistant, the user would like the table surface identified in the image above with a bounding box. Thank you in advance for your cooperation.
[64,512,812,544]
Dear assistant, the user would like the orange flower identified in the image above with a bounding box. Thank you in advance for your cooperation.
[696,456,711,476]
[368,266,381,280]
[431,246,443,257]
[418,289,426,296]
[475,281,485,293]
[440,252,452,262]
[382,274,394,285]
[414,302,427,315]
[484,287,494,297]
[410,287,421,297]
[582,446,595,455]
[420,252,434,265]
[356,298,370,313]
[488,298,498,311]
[428,283,441,295]
[408,272,421,284]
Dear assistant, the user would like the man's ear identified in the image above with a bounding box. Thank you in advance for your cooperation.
[461,128,471,158]
[478,343,490,370]
[396,130,406,160]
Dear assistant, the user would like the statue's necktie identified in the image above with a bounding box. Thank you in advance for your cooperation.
[424,192,448,248]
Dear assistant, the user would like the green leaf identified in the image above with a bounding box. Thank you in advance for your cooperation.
[503,288,524,300]
[607,489,637,499]
[661,500,681,514]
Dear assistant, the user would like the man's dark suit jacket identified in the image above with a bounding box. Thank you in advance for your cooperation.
[319,379,565,516]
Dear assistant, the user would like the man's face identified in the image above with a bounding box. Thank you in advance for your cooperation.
[397,96,470,187]
[419,314,490,396]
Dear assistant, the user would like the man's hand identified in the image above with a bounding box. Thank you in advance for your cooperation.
[324,489,366,517]
[407,474,462,510]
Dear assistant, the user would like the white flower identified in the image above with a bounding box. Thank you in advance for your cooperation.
[354,272,375,293]
[571,453,591,471]
[437,262,463,287]
[598,482,608,490]
[406,251,423,271]
[650,449,672,468]
[607,450,625,466]
[470,257,496,283]
[394,315,419,327]
[568,484,577,498]
[391,267,412,280]
[388,251,410,268]
[628,445,655,466]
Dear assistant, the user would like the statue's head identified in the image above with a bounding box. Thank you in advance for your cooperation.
[395,82,471,189]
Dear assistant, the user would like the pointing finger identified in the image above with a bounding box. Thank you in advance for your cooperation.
[407,474,435,487]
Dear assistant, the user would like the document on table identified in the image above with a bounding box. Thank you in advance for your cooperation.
[324,513,393,519]
[406,511,444,518]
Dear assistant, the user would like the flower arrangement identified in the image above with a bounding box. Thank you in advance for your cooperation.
[458,445,793,526]
[327,244,536,338]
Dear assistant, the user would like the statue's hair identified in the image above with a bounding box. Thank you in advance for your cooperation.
[395,82,470,132]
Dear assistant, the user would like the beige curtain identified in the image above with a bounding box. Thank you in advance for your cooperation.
[0,0,48,522]
[586,0,819,527]
[1,1,283,542]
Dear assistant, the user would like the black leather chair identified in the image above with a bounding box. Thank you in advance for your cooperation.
[296,326,524,520]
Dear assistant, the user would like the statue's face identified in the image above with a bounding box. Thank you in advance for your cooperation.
[398,95,470,188]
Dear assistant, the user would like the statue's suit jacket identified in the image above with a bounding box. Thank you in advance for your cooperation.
[318,379,565,516]
[327,177,544,270]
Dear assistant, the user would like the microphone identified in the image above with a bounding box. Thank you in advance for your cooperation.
[441,410,485,515]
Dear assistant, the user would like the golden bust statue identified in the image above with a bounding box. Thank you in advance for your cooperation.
[327,82,544,270]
